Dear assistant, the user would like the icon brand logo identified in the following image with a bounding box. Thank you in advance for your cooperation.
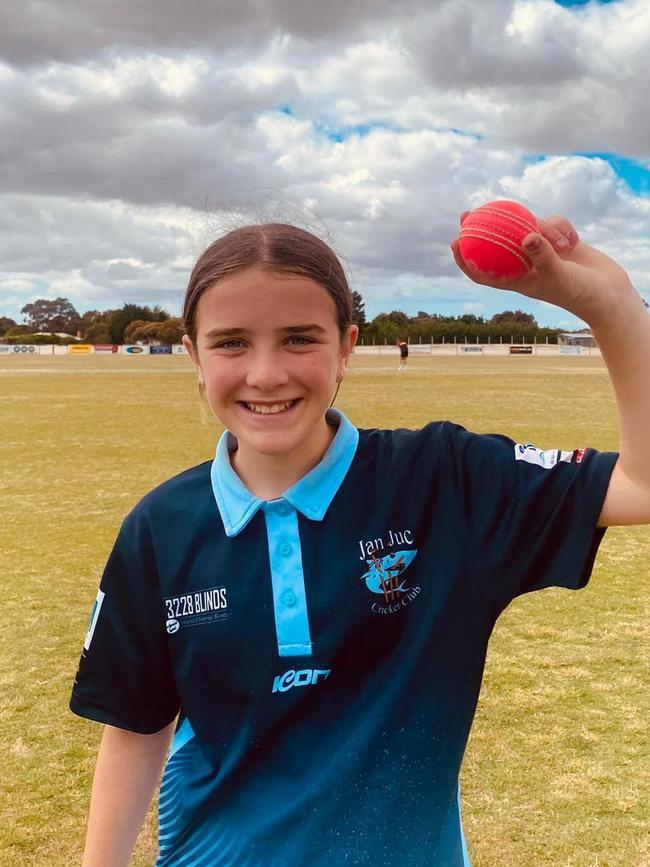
[272,668,331,693]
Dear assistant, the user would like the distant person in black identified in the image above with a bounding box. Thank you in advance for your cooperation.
[398,339,409,371]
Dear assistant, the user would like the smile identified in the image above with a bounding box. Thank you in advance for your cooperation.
[240,399,299,415]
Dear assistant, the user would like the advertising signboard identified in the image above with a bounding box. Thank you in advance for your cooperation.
[69,344,93,355]
[0,345,11,354]
[122,345,150,355]
[173,344,187,354]
[509,345,533,355]
[460,345,483,354]
[94,344,119,354]
[150,345,172,355]
[11,344,37,354]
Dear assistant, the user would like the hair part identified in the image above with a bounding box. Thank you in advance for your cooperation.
[183,223,353,344]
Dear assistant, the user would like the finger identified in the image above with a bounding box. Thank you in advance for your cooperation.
[538,215,580,250]
[522,232,565,273]
[459,210,470,227]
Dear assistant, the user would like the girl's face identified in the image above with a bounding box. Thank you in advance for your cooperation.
[184,266,358,473]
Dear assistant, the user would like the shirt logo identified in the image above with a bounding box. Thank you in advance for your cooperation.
[357,530,421,615]
[164,586,228,634]
[514,443,574,469]
[272,668,331,693]
[84,588,105,650]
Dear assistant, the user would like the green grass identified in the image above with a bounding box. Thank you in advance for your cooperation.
[0,354,648,866]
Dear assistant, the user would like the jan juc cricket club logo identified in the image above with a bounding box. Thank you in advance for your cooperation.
[358,530,421,615]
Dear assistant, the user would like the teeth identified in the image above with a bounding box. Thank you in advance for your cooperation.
[245,401,294,415]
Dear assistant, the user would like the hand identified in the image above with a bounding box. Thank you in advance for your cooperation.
[451,213,635,325]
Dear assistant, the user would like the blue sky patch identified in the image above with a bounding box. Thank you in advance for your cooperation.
[315,122,402,142]
[574,152,650,193]
[554,0,618,6]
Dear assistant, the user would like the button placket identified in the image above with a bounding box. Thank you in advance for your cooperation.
[263,501,312,657]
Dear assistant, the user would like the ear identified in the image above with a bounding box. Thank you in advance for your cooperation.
[337,324,358,379]
[342,324,359,361]
[182,335,203,378]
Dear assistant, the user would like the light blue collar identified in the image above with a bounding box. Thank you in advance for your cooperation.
[211,408,359,537]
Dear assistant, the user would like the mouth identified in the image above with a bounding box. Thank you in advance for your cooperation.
[238,398,301,416]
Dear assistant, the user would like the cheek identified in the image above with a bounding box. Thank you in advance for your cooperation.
[304,356,337,386]
[204,362,237,393]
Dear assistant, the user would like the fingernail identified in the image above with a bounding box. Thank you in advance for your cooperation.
[555,237,569,250]
[524,237,541,252]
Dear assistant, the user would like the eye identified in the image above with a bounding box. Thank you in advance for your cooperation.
[215,339,245,349]
[286,335,314,346]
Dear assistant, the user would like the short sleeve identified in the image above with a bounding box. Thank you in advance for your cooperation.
[447,425,619,611]
[70,510,180,734]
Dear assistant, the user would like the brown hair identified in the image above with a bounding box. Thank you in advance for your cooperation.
[183,223,353,344]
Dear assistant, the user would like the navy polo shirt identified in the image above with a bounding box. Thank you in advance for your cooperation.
[70,410,618,867]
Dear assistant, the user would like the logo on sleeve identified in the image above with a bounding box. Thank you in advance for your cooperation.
[514,443,574,469]
[84,588,105,650]
[164,586,228,634]
[357,529,421,615]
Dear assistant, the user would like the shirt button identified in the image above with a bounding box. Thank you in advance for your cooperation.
[279,541,292,557]
[281,589,297,607]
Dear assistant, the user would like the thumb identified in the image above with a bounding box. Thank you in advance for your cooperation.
[522,233,560,271]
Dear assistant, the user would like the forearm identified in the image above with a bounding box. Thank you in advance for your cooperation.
[82,722,175,867]
[588,285,650,488]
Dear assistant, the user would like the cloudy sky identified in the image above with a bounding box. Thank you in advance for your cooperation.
[1,0,649,329]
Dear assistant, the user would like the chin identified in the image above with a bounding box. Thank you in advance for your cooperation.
[239,432,302,456]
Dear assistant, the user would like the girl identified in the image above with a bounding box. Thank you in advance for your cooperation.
[71,217,650,866]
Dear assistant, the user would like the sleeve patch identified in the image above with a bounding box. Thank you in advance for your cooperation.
[84,588,106,651]
[514,443,575,469]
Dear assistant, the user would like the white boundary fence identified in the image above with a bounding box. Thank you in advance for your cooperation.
[354,343,600,357]
[0,343,188,356]
[0,343,599,358]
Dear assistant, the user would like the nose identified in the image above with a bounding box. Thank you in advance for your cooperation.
[245,348,290,392]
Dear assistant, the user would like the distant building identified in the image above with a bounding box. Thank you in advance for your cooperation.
[34,331,80,340]
[558,330,597,348]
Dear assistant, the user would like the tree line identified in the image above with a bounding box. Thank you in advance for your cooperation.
[351,294,560,344]
[0,298,184,345]
[0,294,565,345]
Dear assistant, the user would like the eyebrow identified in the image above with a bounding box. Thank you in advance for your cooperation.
[203,324,328,339]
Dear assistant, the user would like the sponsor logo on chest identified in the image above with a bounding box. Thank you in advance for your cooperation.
[164,586,228,634]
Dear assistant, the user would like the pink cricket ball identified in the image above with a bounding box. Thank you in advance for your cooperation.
[458,200,539,280]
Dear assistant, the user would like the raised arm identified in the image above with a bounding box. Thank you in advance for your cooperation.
[451,213,650,527]
[82,721,175,867]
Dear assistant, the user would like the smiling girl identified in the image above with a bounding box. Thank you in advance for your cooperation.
[71,219,650,866]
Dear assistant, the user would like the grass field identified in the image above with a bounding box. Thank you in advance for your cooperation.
[1,353,648,866]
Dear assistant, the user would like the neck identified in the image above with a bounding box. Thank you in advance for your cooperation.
[231,420,336,500]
